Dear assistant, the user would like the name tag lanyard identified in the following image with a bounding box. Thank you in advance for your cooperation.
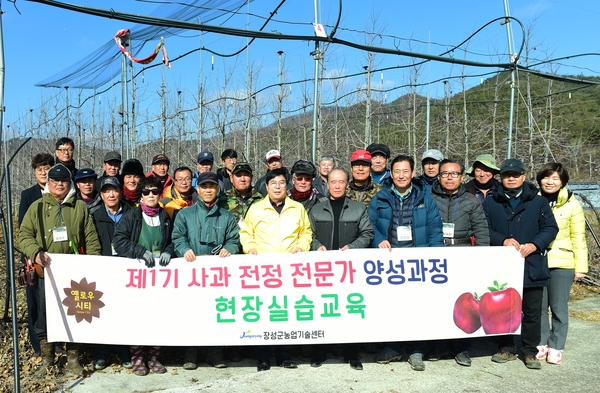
[53,204,68,242]
[438,195,459,238]
[393,191,414,227]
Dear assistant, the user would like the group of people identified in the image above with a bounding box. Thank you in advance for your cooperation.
[17,137,588,376]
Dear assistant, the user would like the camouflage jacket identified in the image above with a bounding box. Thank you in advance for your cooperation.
[218,187,264,221]
[346,177,382,206]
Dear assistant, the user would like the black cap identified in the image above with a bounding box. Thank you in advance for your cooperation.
[152,154,170,165]
[232,162,253,175]
[196,171,219,185]
[100,176,121,190]
[121,159,144,177]
[366,143,391,158]
[500,158,526,174]
[103,151,122,162]
[48,163,71,179]
[291,160,317,177]
[74,168,97,181]
[221,149,238,160]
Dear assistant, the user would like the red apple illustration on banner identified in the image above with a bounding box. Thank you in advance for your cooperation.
[453,293,481,334]
[479,281,522,334]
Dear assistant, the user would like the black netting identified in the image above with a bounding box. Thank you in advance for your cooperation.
[35,0,250,89]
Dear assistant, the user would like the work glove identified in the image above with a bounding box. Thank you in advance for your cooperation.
[142,250,155,268]
[159,252,171,267]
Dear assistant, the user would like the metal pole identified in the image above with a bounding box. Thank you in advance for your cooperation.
[65,86,69,136]
[311,0,320,163]
[364,64,371,147]
[277,51,284,152]
[503,0,516,159]
[120,51,126,159]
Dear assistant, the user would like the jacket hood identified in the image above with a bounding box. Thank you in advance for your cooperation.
[42,181,77,204]
[493,181,538,203]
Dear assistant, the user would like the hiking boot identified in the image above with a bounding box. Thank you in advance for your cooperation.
[183,348,198,370]
[94,359,107,370]
[64,344,84,377]
[524,354,541,369]
[34,339,55,378]
[374,347,402,364]
[408,353,425,371]
[547,348,563,365]
[491,350,517,363]
[536,345,549,360]
[455,351,472,367]
[207,347,226,368]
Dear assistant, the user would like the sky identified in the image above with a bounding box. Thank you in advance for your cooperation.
[2,0,600,140]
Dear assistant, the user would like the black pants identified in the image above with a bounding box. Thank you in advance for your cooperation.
[34,277,48,342]
[497,286,543,357]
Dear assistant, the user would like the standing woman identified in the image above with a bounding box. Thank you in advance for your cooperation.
[113,176,174,375]
[120,158,145,208]
[536,163,588,365]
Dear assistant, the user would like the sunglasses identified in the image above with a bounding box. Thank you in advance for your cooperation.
[294,175,312,182]
[141,189,160,196]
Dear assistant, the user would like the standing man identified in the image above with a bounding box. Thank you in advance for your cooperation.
[90,176,132,370]
[18,153,54,358]
[147,154,173,198]
[160,166,198,218]
[217,148,238,192]
[313,155,335,198]
[192,151,225,194]
[368,154,444,371]
[415,149,443,190]
[430,159,490,366]
[483,158,558,370]
[254,149,292,196]
[367,143,391,185]
[288,159,326,211]
[346,149,381,205]
[19,163,101,377]
[74,168,102,214]
[172,171,240,370]
[464,154,501,204]
[96,151,122,190]
[55,137,77,179]
[240,168,312,371]
[308,168,374,370]
[218,162,263,223]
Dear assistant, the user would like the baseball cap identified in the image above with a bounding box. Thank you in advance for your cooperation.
[232,162,253,175]
[291,160,317,177]
[196,171,219,185]
[152,154,170,165]
[265,149,281,162]
[100,176,121,190]
[350,149,372,163]
[500,158,526,174]
[197,151,214,163]
[74,168,97,181]
[422,149,444,162]
[48,163,71,179]
[366,143,391,158]
[103,151,122,162]
[466,154,500,176]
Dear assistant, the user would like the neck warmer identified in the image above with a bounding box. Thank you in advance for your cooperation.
[474,178,495,190]
[140,200,160,217]
[504,186,523,200]
[541,189,560,205]
[123,187,140,204]
[289,187,314,201]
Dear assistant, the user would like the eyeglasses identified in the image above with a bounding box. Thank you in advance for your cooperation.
[294,175,312,182]
[35,166,51,174]
[141,189,160,196]
[56,148,74,154]
[440,171,462,178]
[175,177,191,183]
[329,180,347,185]
[49,178,69,185]
[268,181,287,188]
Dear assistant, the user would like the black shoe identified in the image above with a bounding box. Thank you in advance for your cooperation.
[310,357,325,368]
[257,361,270,372]
[348,359,363,370]
[455,352,472,367]
[277,359,298,369]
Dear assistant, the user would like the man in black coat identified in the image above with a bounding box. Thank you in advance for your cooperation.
[18,153,54,358]
[483,158,558,370]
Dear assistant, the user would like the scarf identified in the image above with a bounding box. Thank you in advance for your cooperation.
[140,200,160,217]
[288,187,314,201]
[504,186,523,200]
[123,187,140,204]
[474,178,495,190]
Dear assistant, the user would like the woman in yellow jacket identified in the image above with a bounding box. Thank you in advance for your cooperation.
[535,163,588,365]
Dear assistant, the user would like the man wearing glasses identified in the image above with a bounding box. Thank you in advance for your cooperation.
[287,159,327,212]
[160,166,198,218]
[483,158,558,370]
[171,171,240,370]
[55,137,77,179]
[346,149,381,206]
[240,167,312,371]
[19,163,101,378]
[429,159,489,367]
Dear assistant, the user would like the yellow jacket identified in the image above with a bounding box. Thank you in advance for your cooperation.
[543,187,588,272]
[240,196,312,254]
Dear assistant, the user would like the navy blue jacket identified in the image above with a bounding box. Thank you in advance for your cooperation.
[368,179,444,248]
[483,182,559,288]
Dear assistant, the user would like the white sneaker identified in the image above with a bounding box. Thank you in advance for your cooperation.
[547,348,563,365]
[536,345,549,360]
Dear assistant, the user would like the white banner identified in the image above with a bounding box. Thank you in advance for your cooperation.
[45,247,524,346]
